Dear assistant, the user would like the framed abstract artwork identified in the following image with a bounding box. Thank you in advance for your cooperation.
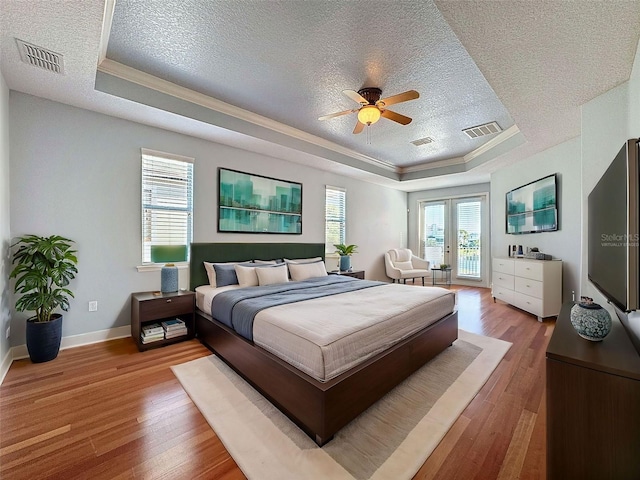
[218,168,302,234]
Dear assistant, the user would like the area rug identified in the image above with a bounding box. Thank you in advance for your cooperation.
[171,330,511,480]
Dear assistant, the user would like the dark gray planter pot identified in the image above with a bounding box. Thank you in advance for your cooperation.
[26,313,63,363]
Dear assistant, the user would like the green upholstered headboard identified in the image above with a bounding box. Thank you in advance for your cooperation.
[189,242,326,290]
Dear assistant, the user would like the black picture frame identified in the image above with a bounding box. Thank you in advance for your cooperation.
[506,173,558,234]
[217,168,302,234]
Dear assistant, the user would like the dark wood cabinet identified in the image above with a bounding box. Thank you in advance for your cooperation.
[329,270,365,279]
[546,302,640,479]
[131,290,195,351]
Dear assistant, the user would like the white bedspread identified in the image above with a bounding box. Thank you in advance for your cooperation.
[196,283,456,382]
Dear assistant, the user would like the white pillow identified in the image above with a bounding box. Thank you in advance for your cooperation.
[284,257,323,264]
[288,261,328,281]
[256,264,289,286]
[394,260,414,270]
[253,259,279,264]
[204,262,216,286]
[235,264,259,287]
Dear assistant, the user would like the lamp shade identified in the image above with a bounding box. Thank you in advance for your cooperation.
[357,105,381,125]
[150,245,187,263]
[151,245,187,293]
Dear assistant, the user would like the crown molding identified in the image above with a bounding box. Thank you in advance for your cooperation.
[97,59,397,173]
[98,0,116,65]
[462,125,520,163]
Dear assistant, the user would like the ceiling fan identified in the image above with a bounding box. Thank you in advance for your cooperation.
[318,88,419,134]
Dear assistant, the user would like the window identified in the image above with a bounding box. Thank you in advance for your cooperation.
[141,149,194,263]
[325,186,346,254]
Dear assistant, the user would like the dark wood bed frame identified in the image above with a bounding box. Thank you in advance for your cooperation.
[190,242,458,446]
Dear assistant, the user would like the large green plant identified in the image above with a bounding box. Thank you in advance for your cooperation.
[10,235,78,323]
[333,243,358,256]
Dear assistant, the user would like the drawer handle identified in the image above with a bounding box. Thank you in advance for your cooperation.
[166,299,172,303]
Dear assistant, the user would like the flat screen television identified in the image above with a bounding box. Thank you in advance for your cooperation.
[588,138,640,314]
[506,174,558,234]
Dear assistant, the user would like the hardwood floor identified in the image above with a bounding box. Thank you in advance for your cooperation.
[0,286,550,479]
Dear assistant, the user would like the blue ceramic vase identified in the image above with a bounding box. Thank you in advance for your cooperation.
[570,302,612,341]
[339,255,351,272]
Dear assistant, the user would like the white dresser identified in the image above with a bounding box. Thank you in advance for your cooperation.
[492,257,562,321]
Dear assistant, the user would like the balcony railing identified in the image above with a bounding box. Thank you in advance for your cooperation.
[458,246,481,277]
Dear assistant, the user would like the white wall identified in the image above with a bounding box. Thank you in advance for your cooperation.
[580,82,630,310]
[579,40,640,341]
[0,70,11,375]
[9,93,406,347]
[491,138,582,302]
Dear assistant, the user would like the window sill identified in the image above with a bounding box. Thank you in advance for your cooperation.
[136,262,189,272]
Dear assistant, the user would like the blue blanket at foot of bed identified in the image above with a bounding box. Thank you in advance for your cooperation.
[211,275,384,341]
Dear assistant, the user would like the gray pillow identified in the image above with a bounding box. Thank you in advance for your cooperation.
[213,262,253,287]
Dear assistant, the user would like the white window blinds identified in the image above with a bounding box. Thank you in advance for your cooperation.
[325,186,346,254]
[141,149,194,263]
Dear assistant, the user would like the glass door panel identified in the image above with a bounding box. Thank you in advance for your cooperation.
[420,201,449,268]
[455,199,482,279]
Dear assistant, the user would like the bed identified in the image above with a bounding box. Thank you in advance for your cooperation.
[190,242,458,446]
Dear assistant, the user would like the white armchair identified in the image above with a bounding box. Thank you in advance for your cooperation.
[384,248,430,286]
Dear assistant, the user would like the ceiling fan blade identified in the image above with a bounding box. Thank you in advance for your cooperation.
[381,109,412,125]
[353,120,365,134]
[343,89,369,105]
[318,109,357,121]
[376,90,419,108]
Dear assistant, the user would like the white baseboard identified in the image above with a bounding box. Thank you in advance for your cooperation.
[2,325,132,380]
[0,349,12,385]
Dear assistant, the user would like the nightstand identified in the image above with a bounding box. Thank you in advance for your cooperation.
[131,290,195,351]
[329,270,365,279]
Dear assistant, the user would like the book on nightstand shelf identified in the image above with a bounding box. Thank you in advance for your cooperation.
[141,323,163,335]
[162,318,187,338]
[140,331,164,344]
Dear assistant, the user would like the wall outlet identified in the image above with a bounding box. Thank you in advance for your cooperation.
[88,301,98,312]
[5,326,9,339]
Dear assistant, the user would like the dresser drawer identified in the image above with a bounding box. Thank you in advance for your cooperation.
[514,260,543,281]
[511,292,543,317]
[493,258,515,275]
[139,294,194,320]
[515,276,544,299]
[493,272,514,290]
[493,287,513,304]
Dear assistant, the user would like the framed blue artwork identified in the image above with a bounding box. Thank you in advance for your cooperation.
[218,168,302,234]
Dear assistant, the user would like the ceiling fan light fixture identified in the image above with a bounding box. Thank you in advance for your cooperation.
[357,105,381,125]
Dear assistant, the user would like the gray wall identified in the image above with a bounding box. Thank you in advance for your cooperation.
[0,71,10,367]
[9,93,407,347]
[491,138,582,303]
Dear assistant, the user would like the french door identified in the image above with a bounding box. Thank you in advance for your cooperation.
[418,195,488,285]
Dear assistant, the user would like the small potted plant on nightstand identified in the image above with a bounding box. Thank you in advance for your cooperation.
[10,234,78,363]
[334,243,358,271]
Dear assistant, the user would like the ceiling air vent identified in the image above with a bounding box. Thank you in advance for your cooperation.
[462,121,502,139]
[16,39,64,74]
[411,137,434,146]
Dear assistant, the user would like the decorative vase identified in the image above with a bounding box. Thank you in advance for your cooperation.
[339,255,351,272]
[26,313,63,363]
[161,263,179,292]
[570,302,612,341]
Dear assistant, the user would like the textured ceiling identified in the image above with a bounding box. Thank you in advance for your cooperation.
[0,1,639,192]
[106,0,514,169]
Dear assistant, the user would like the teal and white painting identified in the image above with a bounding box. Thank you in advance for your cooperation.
[218,168,302,234]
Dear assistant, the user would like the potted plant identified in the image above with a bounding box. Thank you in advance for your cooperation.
[10,234,78,363]
[334,243,358,271]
